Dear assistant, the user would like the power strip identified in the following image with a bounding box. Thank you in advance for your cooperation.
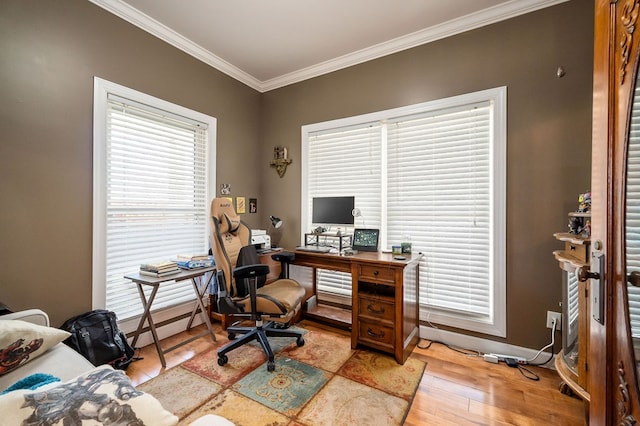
[483,354,499,363]
[488,353,527,364]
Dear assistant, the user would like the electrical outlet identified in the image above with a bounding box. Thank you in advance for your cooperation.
[546,311,562,330]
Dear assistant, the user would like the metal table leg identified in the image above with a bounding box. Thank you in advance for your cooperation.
[187,271,217,343]
[131,283,166,367]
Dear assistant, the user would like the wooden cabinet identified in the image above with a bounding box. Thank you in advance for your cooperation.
[293,250,421,364]
[553,215,591,403]
[351,255,420,364]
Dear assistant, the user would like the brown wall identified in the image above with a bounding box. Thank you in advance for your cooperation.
[0,0,262,326]
[1,0,593,349]
[259,0,594,348]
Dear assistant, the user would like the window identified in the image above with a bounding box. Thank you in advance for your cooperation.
[627,81,640,338]
[302,87,506,336]
[93,77,216,331]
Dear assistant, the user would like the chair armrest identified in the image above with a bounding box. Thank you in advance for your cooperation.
[1,309,50,326]
[233,264,270,280]
[271,252,295,279]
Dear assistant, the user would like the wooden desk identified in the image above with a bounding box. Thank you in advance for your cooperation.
[124,266,217,367]
[292,250,421,364]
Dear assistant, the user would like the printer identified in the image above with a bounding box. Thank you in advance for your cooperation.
[251,229,271,250]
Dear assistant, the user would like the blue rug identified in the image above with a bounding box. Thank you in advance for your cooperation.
[232,357,330,416]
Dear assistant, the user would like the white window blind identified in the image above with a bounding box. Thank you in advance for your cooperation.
[627,79,640,338]
[562,270,579,348]
[387,103,491,315]
[567,270,579,334]
[307,123,382,298]
[93,78,216,324]
[302,87,506,336]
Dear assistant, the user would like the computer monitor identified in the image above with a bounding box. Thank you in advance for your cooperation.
[352,228,380,252]
[312,196,355,226]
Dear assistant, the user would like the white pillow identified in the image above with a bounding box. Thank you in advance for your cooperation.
[0,320,70,377]
[190,414,236,426]
[0,365,178,425]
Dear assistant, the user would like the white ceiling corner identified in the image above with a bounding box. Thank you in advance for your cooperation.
[88,0,569,93]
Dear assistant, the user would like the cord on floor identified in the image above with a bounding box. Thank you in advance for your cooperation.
[418,318,559,381]
[417,339,481,357]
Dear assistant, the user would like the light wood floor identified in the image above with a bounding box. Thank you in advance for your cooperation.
[126,322,586,425]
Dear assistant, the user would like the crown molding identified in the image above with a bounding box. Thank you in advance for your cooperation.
[88,0,263,91]
[261,0,569,91]
[89,0,569,93]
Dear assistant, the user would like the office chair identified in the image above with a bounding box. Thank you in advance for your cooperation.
[209,198,305,371]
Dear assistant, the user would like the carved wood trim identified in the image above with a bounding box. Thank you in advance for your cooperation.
[621,0,640,85]
[618,360,637,425]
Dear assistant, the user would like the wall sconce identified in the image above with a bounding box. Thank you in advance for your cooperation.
[269,145,292,178]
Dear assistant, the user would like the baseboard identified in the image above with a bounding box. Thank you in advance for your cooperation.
[419,325,557,369]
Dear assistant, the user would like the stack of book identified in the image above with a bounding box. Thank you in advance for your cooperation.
[175,253,215,269]
[139,261,181,277]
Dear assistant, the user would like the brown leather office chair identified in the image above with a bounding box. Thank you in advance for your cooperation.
[209,198,305,371]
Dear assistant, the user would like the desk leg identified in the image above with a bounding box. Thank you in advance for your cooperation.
[131,284,166,367]
[187,272,217,343]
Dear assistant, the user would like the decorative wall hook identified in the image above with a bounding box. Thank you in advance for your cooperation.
[269,146,292,178]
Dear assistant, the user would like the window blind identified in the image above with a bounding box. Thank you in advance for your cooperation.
[567,270,579,332]
[387,103,492,315]
[627,81,640,338]
[302,88,506,334]
[307,123,382,297]
[104,97,210,320]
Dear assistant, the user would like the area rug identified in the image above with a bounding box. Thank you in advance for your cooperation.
[137,321,426,426]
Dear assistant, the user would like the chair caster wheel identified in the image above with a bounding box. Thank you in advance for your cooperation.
[218,354,228,366]
[297,337,305,347]
[267,361,275,372]
[273,322,290,329]
[227,333,236,340]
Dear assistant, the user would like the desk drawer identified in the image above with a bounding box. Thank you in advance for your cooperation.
[358,320,394,349]
[358,294,394,322]
[358,265,395,285]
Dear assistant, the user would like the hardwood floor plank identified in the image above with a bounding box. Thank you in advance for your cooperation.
[409,377,471,415]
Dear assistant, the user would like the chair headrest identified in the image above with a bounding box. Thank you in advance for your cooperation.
[211,198,241,234]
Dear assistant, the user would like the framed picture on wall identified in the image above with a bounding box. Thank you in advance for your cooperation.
[236,197,246,214]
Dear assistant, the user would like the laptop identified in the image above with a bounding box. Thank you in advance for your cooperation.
[352,228,380,252]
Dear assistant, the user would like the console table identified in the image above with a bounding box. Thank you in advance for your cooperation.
[292,250,421,364]
[124,266,217,367]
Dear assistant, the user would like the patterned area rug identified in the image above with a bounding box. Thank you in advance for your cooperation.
[138,321,426,426]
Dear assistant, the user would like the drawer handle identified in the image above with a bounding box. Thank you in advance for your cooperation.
[373,270,379,276]
[367,328,385,339]
[367,304,385,315]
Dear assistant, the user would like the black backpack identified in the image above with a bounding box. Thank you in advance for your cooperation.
[60,309,136,370]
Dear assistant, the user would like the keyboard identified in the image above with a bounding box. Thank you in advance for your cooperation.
[295,245,333,253]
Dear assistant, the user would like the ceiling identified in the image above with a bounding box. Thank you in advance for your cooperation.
[90,0,568,92]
